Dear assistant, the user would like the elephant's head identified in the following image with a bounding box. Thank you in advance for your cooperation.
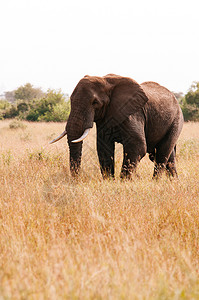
[50,74,148,175]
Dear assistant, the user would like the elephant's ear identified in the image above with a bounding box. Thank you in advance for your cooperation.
[104,75,149,126]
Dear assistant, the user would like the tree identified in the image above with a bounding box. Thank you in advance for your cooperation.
[173,92,184,104]
[3,105,19,119]
[4,91,15,103]
[14,83,44,101]
[184,81,199,106]
[181,81,199,121]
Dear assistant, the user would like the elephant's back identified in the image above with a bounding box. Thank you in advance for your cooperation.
[141,81,176,102]
[141,81,179,116]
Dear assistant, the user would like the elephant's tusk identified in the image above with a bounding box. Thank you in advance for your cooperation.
[71,128,90,143]
[49,130,67,144]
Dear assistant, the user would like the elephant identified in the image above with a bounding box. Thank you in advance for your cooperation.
[50,74,183,179]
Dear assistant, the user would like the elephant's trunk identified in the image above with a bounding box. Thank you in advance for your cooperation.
[66,114,83,176]
[68,140,83,175]
[66,108,94,176]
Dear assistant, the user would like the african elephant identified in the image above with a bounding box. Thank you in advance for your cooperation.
[50,74,183,179]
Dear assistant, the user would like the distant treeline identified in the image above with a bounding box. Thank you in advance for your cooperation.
[0,82,199,122]
[0,83,70,122]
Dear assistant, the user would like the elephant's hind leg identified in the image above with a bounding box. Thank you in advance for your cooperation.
[120,142,146,179]
[153,124,180,179]
[166,146,178,177]
[153,148,177,178]
[97,128,115,179]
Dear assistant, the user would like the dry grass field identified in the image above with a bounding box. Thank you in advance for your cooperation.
[0,120,199,299]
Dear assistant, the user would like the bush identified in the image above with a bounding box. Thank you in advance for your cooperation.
[26,90,70,122]
[181,103,199,121]
[1,89,70,122]
[9,120,27,129]
[180,81,199,121]
[3,101,30,120]
[0,100,9,119]
[185,82,199,106]
[0,100,11,110]
[4,105,19,119]
[38,102,70,122]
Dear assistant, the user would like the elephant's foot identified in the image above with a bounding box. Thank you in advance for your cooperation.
[102,173,115,180]
[120,172,132,180]
[120,165,139,180]
[100,167,115,180]
[166,162,178,178]
[152,163,165,179]
[153,162,178,179]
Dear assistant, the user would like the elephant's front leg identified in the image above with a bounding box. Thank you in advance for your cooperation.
[97,131,115,179]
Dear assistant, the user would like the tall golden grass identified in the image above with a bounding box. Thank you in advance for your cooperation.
[0,120,199,299]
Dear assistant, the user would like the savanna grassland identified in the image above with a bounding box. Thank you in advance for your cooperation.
[0,120,199,300]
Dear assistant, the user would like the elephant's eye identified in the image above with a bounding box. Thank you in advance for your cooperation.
[92,98,99,105]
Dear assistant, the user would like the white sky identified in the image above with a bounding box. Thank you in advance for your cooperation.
[0,0,199,96]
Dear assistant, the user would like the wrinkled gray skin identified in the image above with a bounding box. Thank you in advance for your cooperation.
[66,74,183,179]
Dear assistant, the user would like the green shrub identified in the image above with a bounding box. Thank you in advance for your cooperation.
[180,81,199,121]
[0,100,11,110]
[4,105,19,119]
[181,103,199,121]
[38,102,70,122]
[26,90,70,122]
[1,89,70,122]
